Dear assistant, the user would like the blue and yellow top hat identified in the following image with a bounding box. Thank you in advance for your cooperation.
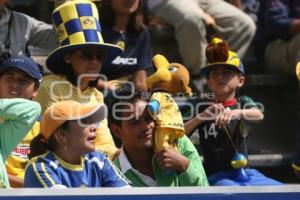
[201,38,245,76]
[46,0,123,74]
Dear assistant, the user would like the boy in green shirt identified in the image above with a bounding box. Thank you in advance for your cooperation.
[107,84,208,186]
[0,98,41,188]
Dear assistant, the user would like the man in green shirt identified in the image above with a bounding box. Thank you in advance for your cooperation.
[0,98,40,188]
[107,84,208,187]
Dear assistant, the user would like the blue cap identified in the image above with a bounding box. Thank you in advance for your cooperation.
[0,55,42,82]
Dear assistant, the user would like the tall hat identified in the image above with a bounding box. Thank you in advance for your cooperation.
[201,37,245,76]
[46,0,123,74]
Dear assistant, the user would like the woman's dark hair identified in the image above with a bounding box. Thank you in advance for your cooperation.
[29,121,70,159]
[98,0,146,34]
[106,82,148,126]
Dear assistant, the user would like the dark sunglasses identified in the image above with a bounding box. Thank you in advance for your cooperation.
[76,49,106,61]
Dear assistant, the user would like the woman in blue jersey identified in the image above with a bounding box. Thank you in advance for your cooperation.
[97,0,152,92]
[24,101,130,188]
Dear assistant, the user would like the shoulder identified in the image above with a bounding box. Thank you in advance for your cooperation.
[135,28,150,41]
[40,74,65,86]
[239,95,257,108]
[84,151,109,163]
[26,152,55,169]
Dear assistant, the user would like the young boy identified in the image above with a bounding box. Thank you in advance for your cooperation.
[185,37,281,186]
[0,99,40,188]
[107,84,208,187]
[0,55,42,187]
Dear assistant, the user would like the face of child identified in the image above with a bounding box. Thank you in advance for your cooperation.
[0,68,37,99]
[114,99,155,151]
[111,0,140,15]
[64,47,105,82]
[62,117,98,155]
[207,67,244,99]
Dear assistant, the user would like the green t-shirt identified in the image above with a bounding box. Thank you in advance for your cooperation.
[115,135,209,187]
[0,99,40,188]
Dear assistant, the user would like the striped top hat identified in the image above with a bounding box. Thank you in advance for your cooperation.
[46,0,123,74]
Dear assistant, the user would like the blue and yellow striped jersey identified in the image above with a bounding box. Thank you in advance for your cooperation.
[24,151,129,188]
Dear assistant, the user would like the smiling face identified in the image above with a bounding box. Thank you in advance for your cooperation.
[0,68,37,99]
[207,67,245,100]
[113,99,155,151]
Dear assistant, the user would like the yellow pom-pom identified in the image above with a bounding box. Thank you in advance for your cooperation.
[211,37,223,45]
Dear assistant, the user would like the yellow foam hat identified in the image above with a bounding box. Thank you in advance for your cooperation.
[46,0,123,74]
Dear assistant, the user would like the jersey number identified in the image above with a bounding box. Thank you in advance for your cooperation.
[203,124,218,139]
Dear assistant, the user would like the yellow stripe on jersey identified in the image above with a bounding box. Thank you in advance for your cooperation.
[32,162,48,188]
[41,162,56,186]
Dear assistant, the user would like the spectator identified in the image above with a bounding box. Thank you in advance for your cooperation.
[33,0,122,160]
[146,0,256,77]
[254,0,300,74]
[106,84,209,186]
[97,0,152,92]
[0,0,58,63]
[24,101,130,188]
[0,99,41,188]
[184,37,282,186]
[0,55,42,188]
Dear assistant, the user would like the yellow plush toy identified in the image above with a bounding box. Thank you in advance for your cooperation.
[147,54,192,152]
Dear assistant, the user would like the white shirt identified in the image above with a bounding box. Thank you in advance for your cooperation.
[118,148,157,186]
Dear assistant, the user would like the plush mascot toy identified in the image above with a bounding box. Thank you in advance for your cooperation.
[146,54,192,152]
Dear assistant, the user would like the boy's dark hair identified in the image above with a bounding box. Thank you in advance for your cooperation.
[106,83,148,126]
[29,121,70,159]
[98,0,146,34]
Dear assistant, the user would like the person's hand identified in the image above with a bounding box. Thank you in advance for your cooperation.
[202,13,216,27]
[199,103,225,121]
[154,147,189,174]
[215,108,242,128]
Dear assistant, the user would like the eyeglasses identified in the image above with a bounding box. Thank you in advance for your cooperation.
[75,49,106,61]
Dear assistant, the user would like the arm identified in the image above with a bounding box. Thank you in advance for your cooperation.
[24,160,62,188]
[132,69,148,92]
[8,174,23,188]
[23,13,59,50]
[184,112,207,137]
[176,136,209,186]
[184,104,225,136]
[0,99,41,159]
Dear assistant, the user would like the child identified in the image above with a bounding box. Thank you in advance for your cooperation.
[97,0,152,92]
[34,0,122,160]
[25,101,130,188]
[0,55,42,187]
[184,37,281,186]
[0,98,41,188]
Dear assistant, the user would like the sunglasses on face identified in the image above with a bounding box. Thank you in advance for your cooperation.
[75,49,106,61]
